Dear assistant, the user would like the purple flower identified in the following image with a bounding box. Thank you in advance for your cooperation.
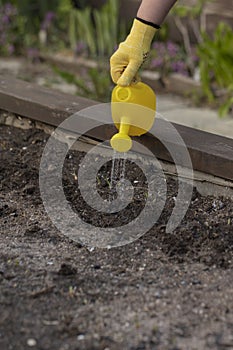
[45,11,55,22]
[167,41,179,56]
[191,54,199,63]
[41,11,55,30]
[27,47,40,61]
[7,44,14,55]
[152,41,166,55]
[0,3,19,56]
[4,3,17,16]
[171,60,188,75]
[151,57,163,69]
[2,15,9,24]
[152,42,159,50]
[75,41,86,55]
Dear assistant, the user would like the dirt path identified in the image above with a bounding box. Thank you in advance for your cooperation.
[0,124,232,350]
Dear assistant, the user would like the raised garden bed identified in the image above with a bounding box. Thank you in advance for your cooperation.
[41,51,232,117]
[1,119,233,349]
[0,77,233,349]
[41,52,202,98]
[0,76,233,181]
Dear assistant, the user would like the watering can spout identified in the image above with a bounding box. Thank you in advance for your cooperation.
[110,116,132,153]
[110,82,156,153]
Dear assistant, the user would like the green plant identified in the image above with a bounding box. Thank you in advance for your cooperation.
[53,65,112,102]
[197,22,233,116]
[171,0,209,75]
[0,1,65,55]
[68,0,126,57]
[0,2,33,56]
[148,41,189,78]
[15,0,59,35]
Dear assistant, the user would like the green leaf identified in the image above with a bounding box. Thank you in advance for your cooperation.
[68,11,76,50]
[66,0,123,58]
[197,22,233,108]
[93,10,105,56]
[218,96,233,117]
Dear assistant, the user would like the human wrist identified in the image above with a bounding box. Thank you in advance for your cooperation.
[137,0,177,25]
[129,18,158,46]
[136,16,161,30]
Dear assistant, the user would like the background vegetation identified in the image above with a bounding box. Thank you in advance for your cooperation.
[0,0,232,114]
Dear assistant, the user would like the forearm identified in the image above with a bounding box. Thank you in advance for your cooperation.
[137,0,177,25]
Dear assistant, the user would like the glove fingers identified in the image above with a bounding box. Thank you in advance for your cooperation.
[110,64,140,86]
[110,54,129,84]
[116,60,142,86]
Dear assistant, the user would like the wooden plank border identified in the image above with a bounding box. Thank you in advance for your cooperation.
[1,75,233,181]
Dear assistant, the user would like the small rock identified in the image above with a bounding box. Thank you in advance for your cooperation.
[23,185,36,195]
[58,263,77,276]
[24,225,41,236]
[27,338,37,347]
[93,264,101,270]
[88,246,95,252]
[77,334,85,340]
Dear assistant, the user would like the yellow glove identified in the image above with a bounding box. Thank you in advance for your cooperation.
[110,18,159,86]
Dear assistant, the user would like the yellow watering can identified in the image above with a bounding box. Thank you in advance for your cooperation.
[110,82,156,153]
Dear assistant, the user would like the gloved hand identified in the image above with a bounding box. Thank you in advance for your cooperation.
[110,18,159,86]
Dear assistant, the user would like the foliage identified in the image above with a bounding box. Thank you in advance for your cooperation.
[0,3,28,55]
[53,65,112,102]
[147,41,195,78]
[0,0,126,57]
[13,0,59,35]
[171,0,208,18]
[171,0,209,75]
[197,22,233,116]
[68,0,126,57]
[0,1,60,55]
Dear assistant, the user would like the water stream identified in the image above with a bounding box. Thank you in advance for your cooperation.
[109,151,127,201]
[110,149,117,190]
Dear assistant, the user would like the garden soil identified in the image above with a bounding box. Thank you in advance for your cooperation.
[0,124,233,350]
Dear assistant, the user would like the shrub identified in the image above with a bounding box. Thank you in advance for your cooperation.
[0,3,20,55]
[197,22,233,116]
[68,0,126,58]
[146,41,197,78]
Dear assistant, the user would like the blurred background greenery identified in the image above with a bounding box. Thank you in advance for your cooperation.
[0,0,126,56]
[0,0,232,114]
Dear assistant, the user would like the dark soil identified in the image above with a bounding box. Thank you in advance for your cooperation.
[0,124,233,350]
